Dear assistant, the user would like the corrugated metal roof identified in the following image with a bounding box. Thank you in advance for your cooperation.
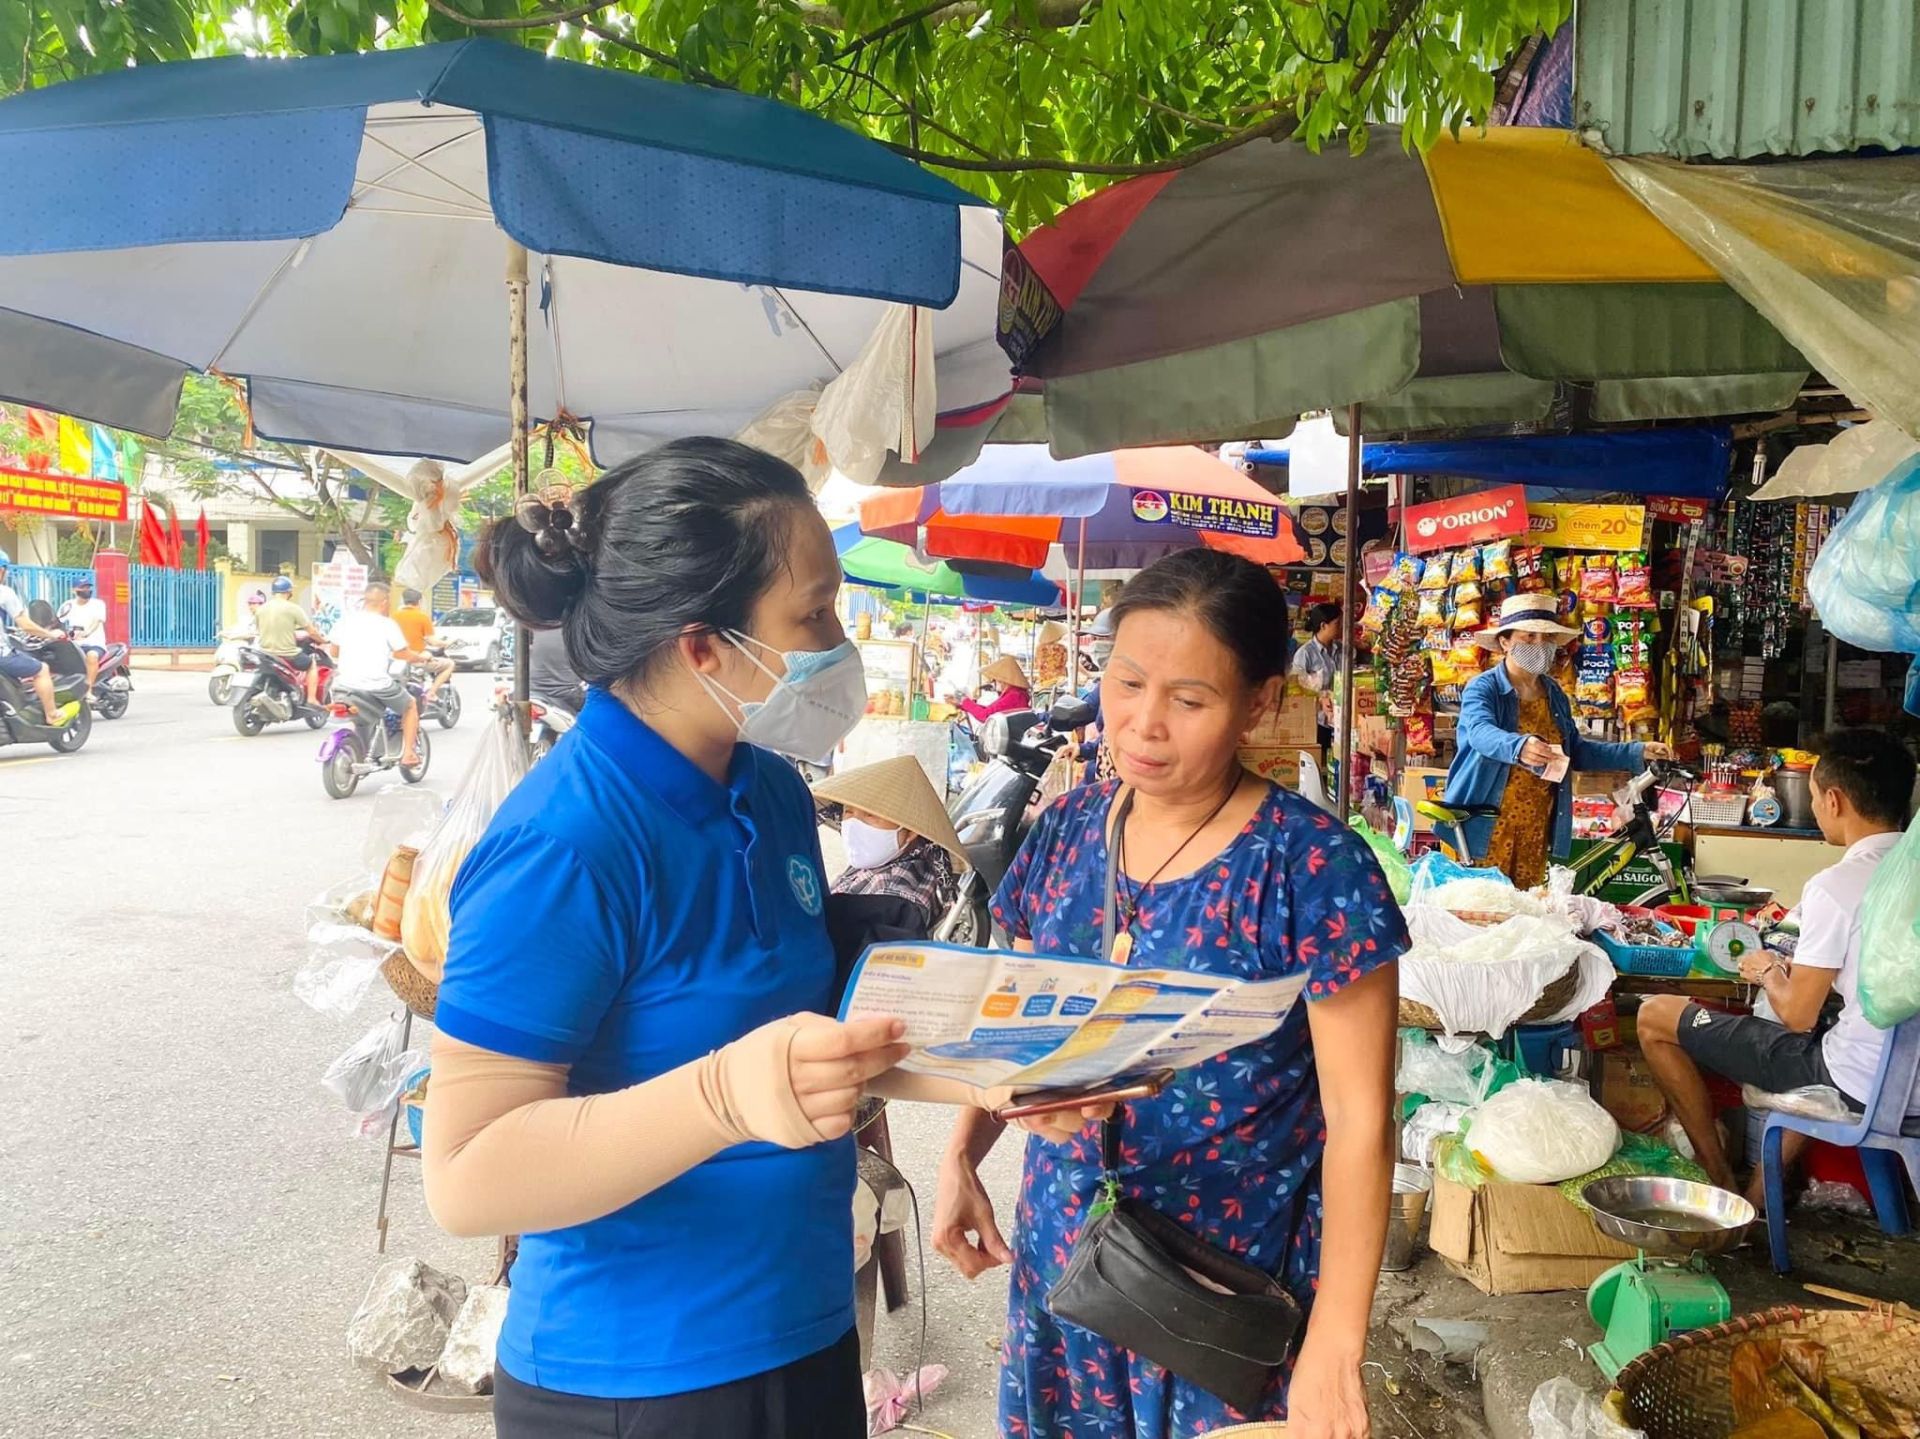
[1574,0,1920,159]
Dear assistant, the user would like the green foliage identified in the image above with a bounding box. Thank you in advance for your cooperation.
[2,0,1570,231]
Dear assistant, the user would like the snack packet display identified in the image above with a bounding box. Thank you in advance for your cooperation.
[1616,554,1654,608]
[1452,576,1483,607]
[1404,711,1436,756]
[1480,539,1514,582]
[1514,546,1547,593]
[1361,585,1396,634]
[1453,595,1482,630]
[1450,548,1481,586]
[1579,558,1618,604]
[1417,589,1447,630]
[1390,552,1425,593]
[1420,554,1452,592]
[1575,647,1616,719]
[1616,666,1656,723]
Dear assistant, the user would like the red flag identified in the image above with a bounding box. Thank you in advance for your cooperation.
[195,509,212,570]
[23,409,58,472]
[167,506,185,568]
[137,502,170,567]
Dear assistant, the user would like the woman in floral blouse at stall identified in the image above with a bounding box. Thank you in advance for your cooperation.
[931,549,1407,1439]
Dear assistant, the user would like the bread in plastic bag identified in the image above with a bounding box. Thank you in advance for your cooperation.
[1859,811,1920,1027]
[1467,1078,1619,1185]
[401,711,529,983]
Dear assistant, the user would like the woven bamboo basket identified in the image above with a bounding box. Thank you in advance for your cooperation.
[1614,1304,1920,1439]
[1398,960,1584,1032]
[381,948,439,1021]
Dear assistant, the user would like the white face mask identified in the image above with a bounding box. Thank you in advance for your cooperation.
[842,816,906,870]
[1506,639,1559,675]
[698,630,868,764]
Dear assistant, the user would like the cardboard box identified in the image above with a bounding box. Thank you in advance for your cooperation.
[1595,1049,1668,1134]
[1397,767,1452,831]
[1575,770,1631,797]
[1246,693,1320,748]
[1428,1170,1638,1296]
[1240,745,1324,790]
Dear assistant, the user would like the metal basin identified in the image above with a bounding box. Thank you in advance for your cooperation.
[1581,1176,1754,1258]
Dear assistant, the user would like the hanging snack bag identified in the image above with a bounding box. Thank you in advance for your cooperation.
[1575,646,1616,719]
[1612,616,1651,668]
[1391,552,1425,593]
[1417,588,1447,630]
[1361,585,1396,634]
[1419,554,1452,592]
[1481,539,1514,583]
[1580,557,1618,605]
[1616,554,1655,609]
[1450,548,1482,586]
[1449,637,1485,677]
[1616,666,1656,723]
[1514,546,1547,593]
[1404,711,1436,756]
[1452,594,1482,630]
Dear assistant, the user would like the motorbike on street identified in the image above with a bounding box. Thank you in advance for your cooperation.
[0,636,93,755]
[317,681,433,799]
[31,599,134,721]
[208,631,258,705]
[933,696,1093,945]
[231,643,335,736]
[409,661,464,729]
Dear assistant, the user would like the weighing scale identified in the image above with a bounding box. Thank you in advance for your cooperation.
[1697,916,1763,974]
[1583,1176,1755,1379]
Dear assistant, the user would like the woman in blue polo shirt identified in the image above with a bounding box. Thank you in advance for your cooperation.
[422,439,909,1439]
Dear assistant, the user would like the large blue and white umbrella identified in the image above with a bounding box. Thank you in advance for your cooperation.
[0,40,1007,464]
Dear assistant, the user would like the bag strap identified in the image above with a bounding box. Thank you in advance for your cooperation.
[1099,785,1137,1182]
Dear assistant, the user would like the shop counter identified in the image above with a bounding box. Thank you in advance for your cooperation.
[1691,825,1832,909]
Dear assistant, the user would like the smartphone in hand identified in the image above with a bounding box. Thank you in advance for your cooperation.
[993,1069,1174,1121]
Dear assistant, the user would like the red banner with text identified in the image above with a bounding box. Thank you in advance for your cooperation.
[1402,485,1529,553]
[0,466,129,522]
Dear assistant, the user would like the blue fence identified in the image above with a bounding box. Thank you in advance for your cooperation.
[128,566,221,648]
[9,562,221,647]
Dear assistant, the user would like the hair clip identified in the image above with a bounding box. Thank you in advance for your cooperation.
[515,474,583,560]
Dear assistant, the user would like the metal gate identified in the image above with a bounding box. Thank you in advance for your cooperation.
[127,566,221,648]
[5,563,95,609]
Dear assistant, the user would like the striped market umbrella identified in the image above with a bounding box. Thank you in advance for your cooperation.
[1018,125,1809,456]
[858,444,1306,571]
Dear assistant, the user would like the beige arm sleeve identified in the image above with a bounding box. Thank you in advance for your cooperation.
[422,1021,827,1239]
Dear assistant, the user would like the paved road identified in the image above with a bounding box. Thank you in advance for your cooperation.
[0,669,1017,1438]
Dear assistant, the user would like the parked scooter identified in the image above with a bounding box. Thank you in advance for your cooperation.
[934,696,1094,945]
[231,643,334,736]
[317,682,433,799]
[0,636,92,755]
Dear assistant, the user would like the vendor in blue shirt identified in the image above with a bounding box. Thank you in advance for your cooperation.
[422,439,908,1439]
[1442,593,1670,887]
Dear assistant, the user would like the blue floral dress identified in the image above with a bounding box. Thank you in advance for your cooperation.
[989,779,1408,1438]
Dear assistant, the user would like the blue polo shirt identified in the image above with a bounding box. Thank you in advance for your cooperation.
[436,688,852,1398]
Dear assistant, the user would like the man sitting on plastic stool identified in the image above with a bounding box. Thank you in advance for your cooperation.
[1639,729,1917,1208]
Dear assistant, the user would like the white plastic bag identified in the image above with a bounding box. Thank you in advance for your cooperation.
[293,923,400,1017]
[1402,1101,1469,1166]
[1469,1079,1620,1185]
[1398,910,1615,1040]
[1396,1032,1499,1104]
[321,1017,427,1131]
[809,304,936,488]
[1528,1376,1645,1439]
[401,712,529,983]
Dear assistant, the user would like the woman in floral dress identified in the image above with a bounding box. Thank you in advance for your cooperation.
[932,550,1407,1439]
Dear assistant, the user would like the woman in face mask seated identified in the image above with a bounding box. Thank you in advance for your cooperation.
[817,756,968,941]
[955,654,1032,724]
[1443,593,1671,889]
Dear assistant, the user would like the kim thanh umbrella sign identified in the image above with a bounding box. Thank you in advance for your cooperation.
[0,40,1002,470]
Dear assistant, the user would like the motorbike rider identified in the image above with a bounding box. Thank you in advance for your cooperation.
[0,549,79,728]
[255,576,324,708]
[328,581,427,767]
[393,587,456,701]
[526,624,586,716]
[57,576,108,693]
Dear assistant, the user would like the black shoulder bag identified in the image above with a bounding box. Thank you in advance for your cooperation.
[1044,788,1304,1415]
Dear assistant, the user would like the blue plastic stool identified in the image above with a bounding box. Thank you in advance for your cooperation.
[1761,1013,1920,1273]
[1504,1021,1581,1079]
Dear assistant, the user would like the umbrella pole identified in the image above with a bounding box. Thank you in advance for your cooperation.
[1336,404,1362,821]
[506,239,532,716]
[1068,517,1087,693]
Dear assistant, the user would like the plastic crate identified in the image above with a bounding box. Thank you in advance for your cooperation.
[1689,792,1748,826]
[1595,927,1694,978]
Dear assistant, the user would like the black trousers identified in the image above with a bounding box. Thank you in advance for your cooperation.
[493,1330,865,1439]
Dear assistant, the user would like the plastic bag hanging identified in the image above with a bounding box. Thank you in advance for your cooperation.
[1859,811,1920,1028]
[1805,454,1920,720]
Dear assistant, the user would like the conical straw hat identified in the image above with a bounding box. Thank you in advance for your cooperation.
[983,654,1030,689]
[813,757,970,870]
[1035,620,1067,648]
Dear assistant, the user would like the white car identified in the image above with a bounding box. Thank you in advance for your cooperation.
[433,606,511,671]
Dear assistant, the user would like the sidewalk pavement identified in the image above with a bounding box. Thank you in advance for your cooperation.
[132,649,217,671]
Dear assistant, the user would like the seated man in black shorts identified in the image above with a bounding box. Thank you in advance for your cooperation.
[1638,730,1917,1204]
